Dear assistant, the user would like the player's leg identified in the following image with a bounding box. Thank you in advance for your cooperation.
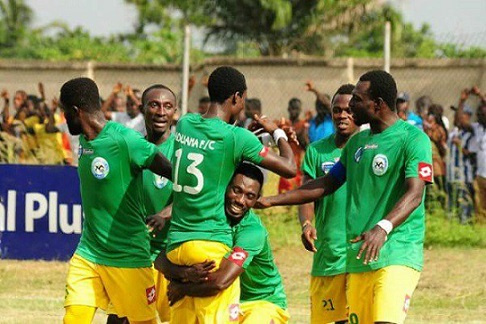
[347,271,373,324]
[372,265,421,324]
[310,274,348,324]
[167,240,240,324]
[240,301,290,324]
[153,267,170,322]
[98,265,157,323]
[64,254,110,324]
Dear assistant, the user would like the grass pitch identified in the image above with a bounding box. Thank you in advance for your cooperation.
[0,247,485,323]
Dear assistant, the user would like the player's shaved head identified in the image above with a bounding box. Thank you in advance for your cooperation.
[142,84,176,106]
[60,77,101,112]
[359,70,397,111]
[208,66,247,104]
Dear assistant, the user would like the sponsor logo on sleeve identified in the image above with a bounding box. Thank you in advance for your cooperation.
[91,157,110,179]
[259,146,270,157]
[227,247,248,267]
[372,154,388,176]
[146,285,156,305]
[418,162,433,182]
[229,303,240,321]
[403,294,411,313]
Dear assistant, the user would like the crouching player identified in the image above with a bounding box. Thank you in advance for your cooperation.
[155,163,289,323]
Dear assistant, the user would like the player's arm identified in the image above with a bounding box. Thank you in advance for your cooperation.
[305,80,331,113]
[252,115,297,178]
[353,133,432,265]
[167,257,244,305]
[44,104,60,133]
[257,162,345,208]
[153,250,215,283]
[299,174,317,252]
[148,152,172,180]
[352,178,426,265]
[101,82,123,119]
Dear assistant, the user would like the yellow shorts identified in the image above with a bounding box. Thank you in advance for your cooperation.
[154,267,170,322]
[347,265,420,324]
[240,300,289,324]
[310,274,348,324]
[166,240,240,324]
[64,254,156,322]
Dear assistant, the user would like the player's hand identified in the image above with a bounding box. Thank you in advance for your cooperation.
[146,205,172,237]
[113,82,123,94]
[182,260,216,283]
[124,85,134,97]
[282,124,299,146]
[351,225,387,265]
[254,197,272,209]
[305,80,315,92]
[250,115,278,135]
[301,223,317,252]
[460,88,470,101]
[51,97,59,109]
[167,281,186,306]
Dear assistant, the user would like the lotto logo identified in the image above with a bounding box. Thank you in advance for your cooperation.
[227,247,248,267]
[418,162,433,182]
[146,286,156,305]
[403,294,411,313]
[229,303,240,321]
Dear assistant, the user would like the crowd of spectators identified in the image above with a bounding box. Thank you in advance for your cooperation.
[1,79,485,223]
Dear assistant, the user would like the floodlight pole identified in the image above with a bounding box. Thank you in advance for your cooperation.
[181,24,191,116]
[384,21,391,73]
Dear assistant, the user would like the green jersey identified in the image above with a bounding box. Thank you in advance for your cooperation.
[301,134,347,276]
[226,210,287,309]
[339,120,433,273]
[167,114,264,252]
[143,134,175,261]
[76,122,159,268]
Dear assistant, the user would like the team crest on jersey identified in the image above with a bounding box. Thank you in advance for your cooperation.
[91,157,110,179]
[354,147,364,163]
[321,162,335,174]
[229,303,240,321]
[146,285,156,305]
[153,174,169,189]
[372,154,388,176]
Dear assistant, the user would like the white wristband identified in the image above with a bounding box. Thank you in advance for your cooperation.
[377,219,393,235]
[272,128,288,143]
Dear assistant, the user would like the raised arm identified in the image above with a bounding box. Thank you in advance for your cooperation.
[124,85,141,107]
[44,103,60,133]
[252,115,297,178]
[101,82,123,119]
[306,80,331,110]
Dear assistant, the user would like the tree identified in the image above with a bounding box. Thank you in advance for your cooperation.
[0,0,33,48]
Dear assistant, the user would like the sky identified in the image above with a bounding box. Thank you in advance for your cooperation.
[27,0,486,48]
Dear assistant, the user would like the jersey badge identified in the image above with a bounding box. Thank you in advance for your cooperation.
[146,285,156,305]
[227,247,248,267]
[153,174,169,189]
[354,147,364,163]
[403,294,411,313]
[372,154,388,176]
[91,157,110,179]
[418,162,433,182]
[229,303,240,321]
[321,162,335,174]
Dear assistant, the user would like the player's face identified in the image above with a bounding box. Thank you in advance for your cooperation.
[225,174,261,219]
[59,101,82,135]
[332,94,357,136]
[13,92,25,110]
[349,81,374,126]
[144,88,177,135]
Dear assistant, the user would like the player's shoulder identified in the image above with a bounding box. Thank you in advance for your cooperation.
[310,133,335,149]
[237,210,267,238]
[401,120,429,143]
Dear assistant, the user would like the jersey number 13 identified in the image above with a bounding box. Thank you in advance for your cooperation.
[173,148,204,195]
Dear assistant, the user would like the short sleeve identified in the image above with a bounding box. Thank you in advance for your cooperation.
[225,223,266,269]
[123,130,159,170]
[234,127,265,165]
[405,131,433,183]
[302,145,318,179]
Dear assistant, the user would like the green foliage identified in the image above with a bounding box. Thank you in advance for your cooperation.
[0,0,32,47]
